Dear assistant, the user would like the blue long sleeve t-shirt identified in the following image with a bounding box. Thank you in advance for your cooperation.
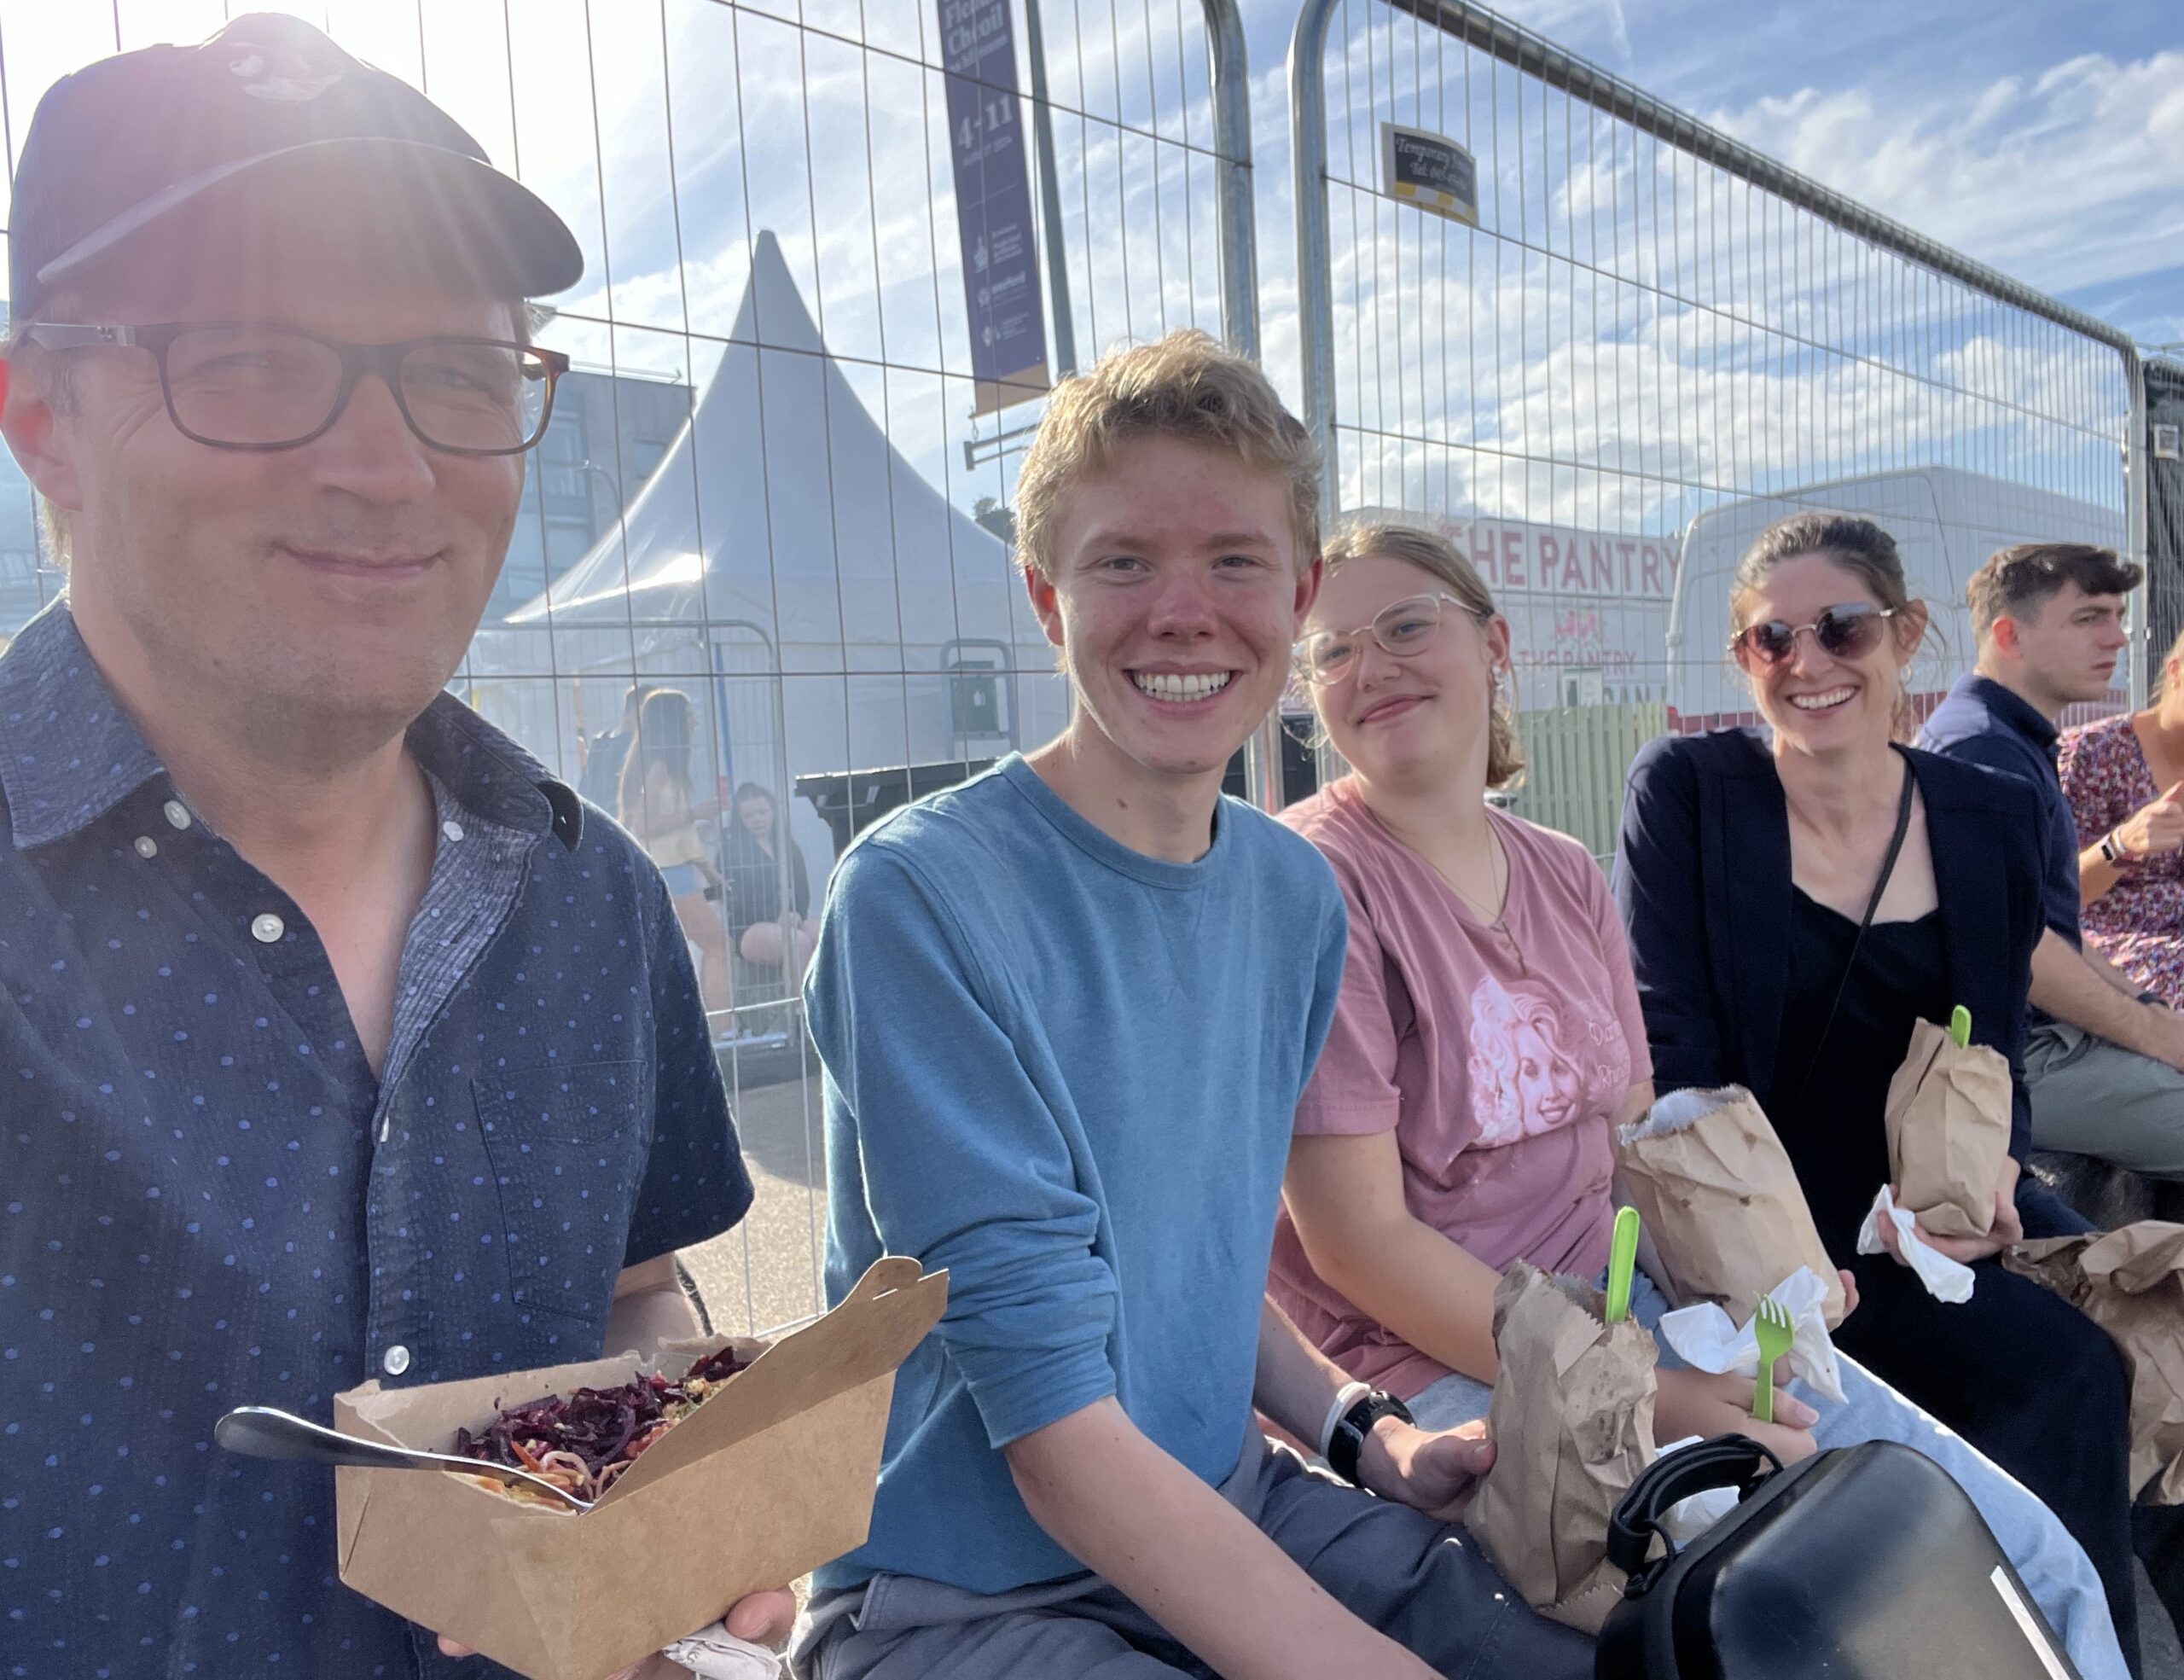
[804,755,1347,1595]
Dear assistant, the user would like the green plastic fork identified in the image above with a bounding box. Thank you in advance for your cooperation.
[1752,1296,1795,1425]
[1605,1206,1641,1324]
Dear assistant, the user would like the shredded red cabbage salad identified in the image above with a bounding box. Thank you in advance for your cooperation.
[452,1344,751,1504]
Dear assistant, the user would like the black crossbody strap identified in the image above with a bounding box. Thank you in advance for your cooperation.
[1790,757,1917,1100]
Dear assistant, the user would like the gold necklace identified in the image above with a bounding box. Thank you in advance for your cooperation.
[1362,786,1531,975]
[1431,825,1530,979]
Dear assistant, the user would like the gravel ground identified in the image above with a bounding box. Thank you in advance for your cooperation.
[677,1043,2184,1675]
[680,1058,830,1337]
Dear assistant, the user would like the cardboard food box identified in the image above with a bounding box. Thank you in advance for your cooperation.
[332,1257,945,1680]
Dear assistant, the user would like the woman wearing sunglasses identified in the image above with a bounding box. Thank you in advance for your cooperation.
[1269,520,2124,1677]
[1614,511,2169,1666]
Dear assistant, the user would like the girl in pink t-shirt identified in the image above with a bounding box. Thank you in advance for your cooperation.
[1269,519,1821,1456]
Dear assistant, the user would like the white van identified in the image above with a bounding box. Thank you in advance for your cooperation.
[1664,466,2127,730]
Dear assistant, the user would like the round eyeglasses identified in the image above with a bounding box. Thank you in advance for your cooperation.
[1296,591,1476,686]
[19,321,569,456]
[1729,602,1895,668]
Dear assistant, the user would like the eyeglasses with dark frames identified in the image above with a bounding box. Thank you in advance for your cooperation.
[1728,602,1896,668]
[18,321,570,456]
[1295,591,1479,686]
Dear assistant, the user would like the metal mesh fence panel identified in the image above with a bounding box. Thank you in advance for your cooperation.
[2146,359,2184,679]
[1292,0,2145,852]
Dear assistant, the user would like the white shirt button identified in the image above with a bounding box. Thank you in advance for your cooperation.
[133,836,158,859]
[381,1344,411,1377]
[163,799,191,830]
[441,819,465,844]
[250,913,285,944]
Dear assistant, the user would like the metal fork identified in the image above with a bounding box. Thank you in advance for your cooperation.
[1751,1297,1795,1425]
[214,1405,594,1511]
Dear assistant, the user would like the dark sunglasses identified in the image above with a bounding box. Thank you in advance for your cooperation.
[1729,602,1895,667]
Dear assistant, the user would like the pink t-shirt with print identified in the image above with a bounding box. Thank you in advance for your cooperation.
[1268,778,1653,1399]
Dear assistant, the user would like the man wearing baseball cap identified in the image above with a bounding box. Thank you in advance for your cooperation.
[0,15,785,1677]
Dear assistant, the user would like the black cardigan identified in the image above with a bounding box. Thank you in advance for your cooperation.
[1612,727,2045,1162]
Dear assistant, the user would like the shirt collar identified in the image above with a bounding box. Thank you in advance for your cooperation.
[404,689,584,850]
[0,600,582,852]
[1955,671,2060,753]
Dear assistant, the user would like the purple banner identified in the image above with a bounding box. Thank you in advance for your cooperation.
[938,0,1049,412]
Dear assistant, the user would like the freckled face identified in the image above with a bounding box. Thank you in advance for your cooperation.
[1028,436,1316,783]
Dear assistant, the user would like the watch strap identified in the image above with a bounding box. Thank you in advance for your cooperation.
[1327,1390,1414,1486]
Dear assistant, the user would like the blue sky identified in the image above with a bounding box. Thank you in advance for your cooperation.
[1237,0,2182,352]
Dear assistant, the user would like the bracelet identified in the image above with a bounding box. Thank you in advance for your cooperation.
[1319,1381,1374,1460]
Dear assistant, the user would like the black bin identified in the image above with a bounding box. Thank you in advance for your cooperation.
[1220,718,1321,810]
[796,759,999,856]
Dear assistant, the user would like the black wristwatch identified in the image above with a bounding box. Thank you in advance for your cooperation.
[1327,1389,1414,1486]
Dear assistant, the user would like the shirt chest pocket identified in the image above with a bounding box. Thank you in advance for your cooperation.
[472,1061,650,1328]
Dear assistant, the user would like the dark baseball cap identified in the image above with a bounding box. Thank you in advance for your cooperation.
[8,12,583,319]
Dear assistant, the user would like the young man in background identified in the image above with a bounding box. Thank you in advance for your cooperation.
[1921,543,2184,1182]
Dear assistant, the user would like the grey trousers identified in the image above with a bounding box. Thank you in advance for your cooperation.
[2026,1020,2184,1179]
[788,1431,1590,1680]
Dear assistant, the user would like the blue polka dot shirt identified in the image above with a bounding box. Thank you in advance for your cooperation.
[0,605,754,1678]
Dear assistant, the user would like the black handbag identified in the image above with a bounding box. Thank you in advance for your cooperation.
[1595,1435,2079,1679]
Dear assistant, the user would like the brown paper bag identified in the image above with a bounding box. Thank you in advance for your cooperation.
[2003,1224,2184,1503]
[1614,1086,1847,1328]
[1884,1018,2013,1239]
[1466,1262,1658,1633]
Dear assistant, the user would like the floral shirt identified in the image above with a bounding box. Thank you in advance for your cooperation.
[2059,712,2184,1007]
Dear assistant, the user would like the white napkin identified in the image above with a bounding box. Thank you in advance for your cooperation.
[662,1624,784,1679]
[1654,1266,1847,1404]
[1856,1184,1976,1304]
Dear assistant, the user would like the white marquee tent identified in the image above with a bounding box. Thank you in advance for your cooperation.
[466,230,1066,873]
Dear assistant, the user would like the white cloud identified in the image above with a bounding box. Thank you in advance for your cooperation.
[1708,50,2184,301]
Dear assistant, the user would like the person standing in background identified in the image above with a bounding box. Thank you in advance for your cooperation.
[722,780,816,985]
[580,680,648,811]
[620,686,734,1018]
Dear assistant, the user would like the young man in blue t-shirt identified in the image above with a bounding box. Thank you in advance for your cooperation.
[792,333,1588,1679]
